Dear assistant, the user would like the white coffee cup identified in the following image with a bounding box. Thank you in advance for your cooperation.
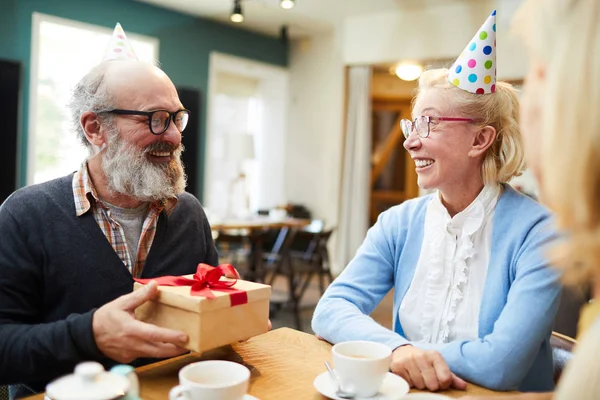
[332,340,392,398]
[168,360,250,400]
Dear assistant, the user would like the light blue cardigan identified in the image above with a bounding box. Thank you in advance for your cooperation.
[312,185,561,392]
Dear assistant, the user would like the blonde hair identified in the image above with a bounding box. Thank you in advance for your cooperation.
[415,68,525,184]
[514,0,600,285]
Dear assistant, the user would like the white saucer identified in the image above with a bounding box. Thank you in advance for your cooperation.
[313,371,409,400]
[244,395,259,400]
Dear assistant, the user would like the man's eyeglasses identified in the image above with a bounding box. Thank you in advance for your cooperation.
[100,109,191,135]
[400,116,475,139]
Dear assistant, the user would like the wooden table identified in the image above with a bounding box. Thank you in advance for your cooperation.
[211,217,311,232]
[28,327,516,399]
[212,218,311,286]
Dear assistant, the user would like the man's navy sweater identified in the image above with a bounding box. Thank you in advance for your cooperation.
[0,174,218,391]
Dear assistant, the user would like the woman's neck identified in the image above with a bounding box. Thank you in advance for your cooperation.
[439,179,486,217]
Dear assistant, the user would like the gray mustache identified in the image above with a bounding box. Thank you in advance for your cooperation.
[144,142,182,154]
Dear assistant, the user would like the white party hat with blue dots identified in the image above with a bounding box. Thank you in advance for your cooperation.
[448,10,496,94]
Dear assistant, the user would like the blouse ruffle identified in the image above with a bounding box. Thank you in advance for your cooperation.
[417,185,498,343]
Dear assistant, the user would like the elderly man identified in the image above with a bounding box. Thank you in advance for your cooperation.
[0,58,220,397]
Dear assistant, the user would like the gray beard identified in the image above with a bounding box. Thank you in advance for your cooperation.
[101,127,187,202]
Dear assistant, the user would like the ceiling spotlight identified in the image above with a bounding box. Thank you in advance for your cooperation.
[395,63,423,81]
[280,0,295,9]
[230,0,244,23]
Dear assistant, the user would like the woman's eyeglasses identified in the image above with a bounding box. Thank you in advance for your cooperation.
[400,116,475,139]
[99,109,191,135]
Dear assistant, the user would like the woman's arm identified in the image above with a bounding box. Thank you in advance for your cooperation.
[413,217,562,391]
[311,208,408,350]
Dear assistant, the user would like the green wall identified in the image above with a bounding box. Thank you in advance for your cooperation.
[0,0,288,201]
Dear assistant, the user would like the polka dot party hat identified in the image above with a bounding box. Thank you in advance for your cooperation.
[448,10,496,94]
[102,23,138,62]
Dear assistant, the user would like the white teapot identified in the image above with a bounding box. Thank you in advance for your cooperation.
[45,361,140,400]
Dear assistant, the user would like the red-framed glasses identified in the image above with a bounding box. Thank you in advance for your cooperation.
[400,116,475,139]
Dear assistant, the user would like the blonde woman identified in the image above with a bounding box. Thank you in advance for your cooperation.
[312,11,561,393]
[460,0,600,399]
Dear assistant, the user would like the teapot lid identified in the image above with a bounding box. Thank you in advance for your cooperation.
[46,361,130,400]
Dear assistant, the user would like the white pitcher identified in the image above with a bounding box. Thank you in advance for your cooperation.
[44,361,140,400]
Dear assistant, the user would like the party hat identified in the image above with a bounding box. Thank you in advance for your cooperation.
[102,23,138,62]
[448,10,496,94]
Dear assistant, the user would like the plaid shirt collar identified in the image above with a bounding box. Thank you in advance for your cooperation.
[72,161,178,216]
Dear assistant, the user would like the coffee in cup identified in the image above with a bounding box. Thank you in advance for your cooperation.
[169,360,250,400]
[331,340,392,397]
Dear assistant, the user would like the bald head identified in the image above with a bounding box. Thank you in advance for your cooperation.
[69,60,181,152]
[102,60,180,109]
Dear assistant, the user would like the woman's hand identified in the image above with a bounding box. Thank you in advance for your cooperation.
[391,345,467,391]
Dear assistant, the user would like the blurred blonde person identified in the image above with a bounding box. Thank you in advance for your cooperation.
[460,0,600,399]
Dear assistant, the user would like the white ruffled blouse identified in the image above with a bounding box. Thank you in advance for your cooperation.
[399,184,501,344]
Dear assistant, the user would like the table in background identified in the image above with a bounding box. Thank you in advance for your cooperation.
[211,217,311,232]
[28,327,519,399]
[212,217,311,282]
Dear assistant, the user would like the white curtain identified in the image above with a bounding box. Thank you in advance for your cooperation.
[335,66,372,275]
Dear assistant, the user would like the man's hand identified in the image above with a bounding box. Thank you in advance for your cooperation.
[92,281,190,363]
[391,345,467,392]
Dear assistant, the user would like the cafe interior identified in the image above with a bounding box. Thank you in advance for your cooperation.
[0,0,593,398]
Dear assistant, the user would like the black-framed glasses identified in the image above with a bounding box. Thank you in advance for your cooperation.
[101,109,191,135]
[400,116,475,139]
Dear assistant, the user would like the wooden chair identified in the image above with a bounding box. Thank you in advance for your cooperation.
[263,226,334,330]
[550,331,577,384]
[289,228,334,300]
[214,231,250,266]
[215,229,280,283]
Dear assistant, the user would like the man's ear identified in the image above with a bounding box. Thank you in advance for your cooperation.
[80,111,107,148]
[468,125,496,158]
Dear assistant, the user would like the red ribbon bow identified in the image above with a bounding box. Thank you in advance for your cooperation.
[134,263,248,306]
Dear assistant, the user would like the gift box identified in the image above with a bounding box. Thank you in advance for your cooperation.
[133,264,271,352]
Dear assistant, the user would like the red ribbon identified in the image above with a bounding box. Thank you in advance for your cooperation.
[134,263,248,306]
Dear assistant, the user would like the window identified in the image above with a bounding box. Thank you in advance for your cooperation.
[205,53,288,221]
[28,13,159,184]
[207,73,260,218]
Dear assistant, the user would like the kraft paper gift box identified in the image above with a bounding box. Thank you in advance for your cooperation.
[133,264,271,353]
